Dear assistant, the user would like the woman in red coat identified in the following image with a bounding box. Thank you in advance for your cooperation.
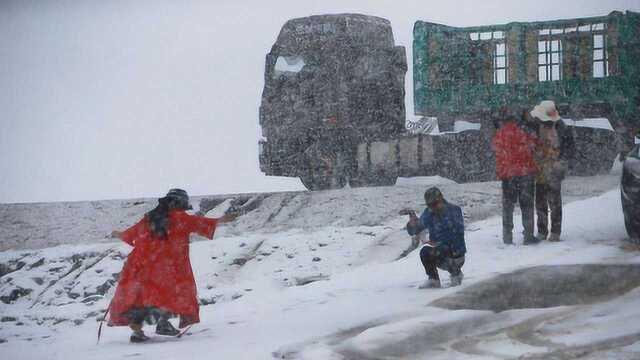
[492,109,540,246]
[108,188,235,343]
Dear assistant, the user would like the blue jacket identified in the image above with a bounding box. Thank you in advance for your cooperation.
[406,202,466,257]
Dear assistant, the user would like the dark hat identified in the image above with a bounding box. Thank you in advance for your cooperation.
[165,188,192,210]
[424,187,443,204]
[498,106,519,120]
[491,106,521,129]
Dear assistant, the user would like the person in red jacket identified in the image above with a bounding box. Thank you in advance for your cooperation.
[108,188,236,343]
[492,108,540,245]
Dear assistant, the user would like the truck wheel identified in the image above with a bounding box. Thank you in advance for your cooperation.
[348,177,367,188]
[299,175,324,191]
[624,212,639,241]
[299,173,346,191]
[349,173,397,187]
[298,142,350,191]
[369,175,397,187]
[299,159,347,191]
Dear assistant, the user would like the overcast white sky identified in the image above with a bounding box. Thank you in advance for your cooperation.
[1,0,638,203]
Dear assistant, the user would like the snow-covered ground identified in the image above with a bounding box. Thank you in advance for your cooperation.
[0,172,621,251]
[1,172,639,359]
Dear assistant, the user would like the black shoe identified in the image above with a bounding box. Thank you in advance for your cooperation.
[450,272,464,286]
[156,319,180,336]
[130,331,150,343]
[418,279,441,289]
[523,235,541,245]
[503,232,513,245]
[548,233,561,242]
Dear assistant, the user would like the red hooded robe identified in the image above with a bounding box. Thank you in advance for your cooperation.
[108,210,217,328]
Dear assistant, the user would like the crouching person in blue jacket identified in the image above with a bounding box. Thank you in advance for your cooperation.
[407,187,467,289]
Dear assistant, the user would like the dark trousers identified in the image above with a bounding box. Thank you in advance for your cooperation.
[126,307,172,326]
[502,175,535,238]
[536,182,563,235]
[419,246,464,281]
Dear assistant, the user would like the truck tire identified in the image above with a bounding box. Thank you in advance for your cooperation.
[369,175,397,187]
[299,143,347,191]
[299,152,347,191]
[299,172,346,191]
[349,172,397,187]
[623,194,640,242]
[624,215,639,241]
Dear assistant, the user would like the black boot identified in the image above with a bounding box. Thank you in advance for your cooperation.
[156,318,180,336]
[503,231,514,245]
[523,234,541,245]
[130,330,150,343]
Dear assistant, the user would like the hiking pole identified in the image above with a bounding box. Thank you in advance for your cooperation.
[97,238,119,344]
[176,324,194,338]
[97,302,112,344]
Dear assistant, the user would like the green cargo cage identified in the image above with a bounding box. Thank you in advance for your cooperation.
[413,10,640,143]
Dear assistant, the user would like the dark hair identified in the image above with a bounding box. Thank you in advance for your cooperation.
[424,187,443,204]
[517,107,529,124]
[147,191,191,239]
[492,107,519,129]
[147,197,172,239]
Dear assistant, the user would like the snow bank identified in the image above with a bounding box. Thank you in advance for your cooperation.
[0,173,620,251]
[563,117,614,131]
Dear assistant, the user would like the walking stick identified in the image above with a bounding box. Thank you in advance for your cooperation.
[176,324,194,338]
[96,237,119,344]
[97,302,111,344]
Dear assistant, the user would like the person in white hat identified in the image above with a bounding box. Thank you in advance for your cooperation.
[530,101,575,242]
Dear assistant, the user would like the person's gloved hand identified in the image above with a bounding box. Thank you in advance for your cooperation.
[554,160,567,173]
[219,213,239,224]
[550,160,567,182]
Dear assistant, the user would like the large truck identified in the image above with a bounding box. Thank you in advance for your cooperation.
[259,12,639,190]
[259,14,407,190]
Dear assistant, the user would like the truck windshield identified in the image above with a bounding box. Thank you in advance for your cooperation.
[274,56,305,76]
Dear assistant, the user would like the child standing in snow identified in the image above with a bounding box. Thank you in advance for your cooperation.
[406,187,466,289]
[108,188,236,342]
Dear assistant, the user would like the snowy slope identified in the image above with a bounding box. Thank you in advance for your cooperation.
[1,175,639,359]
[0,173,620,251]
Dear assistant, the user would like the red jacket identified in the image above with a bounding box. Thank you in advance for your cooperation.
[492,122,538,180]
[108,210,218,328]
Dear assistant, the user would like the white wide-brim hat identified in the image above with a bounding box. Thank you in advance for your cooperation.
[530,100,561,122]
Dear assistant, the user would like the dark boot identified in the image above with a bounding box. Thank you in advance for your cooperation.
[523,234,541,245]
[503,231,513,245]
[155,318,180,336]
[502,179,516,245]
[548,233,561,242]
[418,279,441,289]
[450,272,464,286]
[130,330,150,343]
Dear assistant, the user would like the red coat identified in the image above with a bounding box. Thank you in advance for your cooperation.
[108,210,218,328]
[492,122,538,180]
